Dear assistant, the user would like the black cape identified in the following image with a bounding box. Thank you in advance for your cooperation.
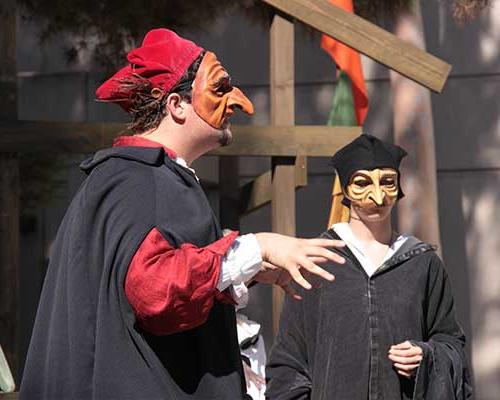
[21,146,246,400]
[266,230,472,400]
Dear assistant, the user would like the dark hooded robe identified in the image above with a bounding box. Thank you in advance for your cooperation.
[265,229,473,400]
[21,143,247,400]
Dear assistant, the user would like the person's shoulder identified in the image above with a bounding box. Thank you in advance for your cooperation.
[401,235,437,257]
[404,235,447,275]
[80,153,160,207]
[81,145,164,174]
[93,157,153,186]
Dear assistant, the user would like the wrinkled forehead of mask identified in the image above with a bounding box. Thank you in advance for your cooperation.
[330,134,407,205]
[346,168,399,197]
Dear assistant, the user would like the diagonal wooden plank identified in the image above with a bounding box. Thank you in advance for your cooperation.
[0,121,361,156]
[261,0,451,92]
[239,166,309,215]
[239,170,273,215]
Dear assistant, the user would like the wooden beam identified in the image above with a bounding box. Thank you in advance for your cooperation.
[0,121,361,156]
[0,0,19,385]
[261,0,451,92]
[270,14,296,336]
[215,125,361,157]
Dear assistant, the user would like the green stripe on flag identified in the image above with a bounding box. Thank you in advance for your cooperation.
[327,70,357,126]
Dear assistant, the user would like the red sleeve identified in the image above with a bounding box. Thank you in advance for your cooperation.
[125,227,239,335]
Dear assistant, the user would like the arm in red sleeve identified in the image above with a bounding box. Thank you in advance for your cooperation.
[125,227,239,335]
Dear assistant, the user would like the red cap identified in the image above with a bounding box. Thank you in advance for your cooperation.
[96,28,204,112]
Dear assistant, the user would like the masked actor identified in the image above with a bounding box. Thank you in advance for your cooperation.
[266,134,472,400]
[20,29,346,400]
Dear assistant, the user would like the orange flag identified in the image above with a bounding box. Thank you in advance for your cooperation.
[321,0,368,125]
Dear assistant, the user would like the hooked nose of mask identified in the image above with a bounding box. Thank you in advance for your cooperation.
[367,183,386,206]
[227,87,254,115]
[369,192,385,206]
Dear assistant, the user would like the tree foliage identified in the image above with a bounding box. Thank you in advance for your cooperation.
[19,0,273,69]
[19,0,490,68]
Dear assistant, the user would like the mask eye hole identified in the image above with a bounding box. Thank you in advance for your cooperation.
[355,180,370,188]
[380,175,397,188]
[213,76,232,95]
[351,176,371,188]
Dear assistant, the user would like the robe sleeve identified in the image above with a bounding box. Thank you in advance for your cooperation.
[411,254,473,400]
[125,227,238,336]
[265,292,312,400]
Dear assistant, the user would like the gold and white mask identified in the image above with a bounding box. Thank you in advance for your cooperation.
[345,168,399,208]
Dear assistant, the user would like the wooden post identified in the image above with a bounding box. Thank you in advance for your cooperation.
[270,13,297,335]
[0,0,20,385]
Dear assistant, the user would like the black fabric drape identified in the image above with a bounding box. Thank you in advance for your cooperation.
[21,146,245,400]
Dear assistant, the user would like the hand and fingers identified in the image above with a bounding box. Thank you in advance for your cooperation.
[393,362,421,375]
[390,341,423,357]
[286,263,316,290]
[254,264,302,300]
[277,277,302,300]
[272,267,302,299]
[306,238,346,249]
[395,369,413,378]
[255,233,346,290]
[308,256,329,264]
[391,341,414,350]
[255,234,346,266]
[301,239,346,264]
[271,264,324,293]
[302,246,345,266]
[242,363,265,389]
[388,341,423,378]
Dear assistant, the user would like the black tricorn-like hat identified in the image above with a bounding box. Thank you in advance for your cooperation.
[331,134,407,205]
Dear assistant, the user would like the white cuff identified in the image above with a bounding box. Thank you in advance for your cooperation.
[231,283,250,310]
[218,234,262,292]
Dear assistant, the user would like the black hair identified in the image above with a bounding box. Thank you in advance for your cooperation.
[119,50,205,133]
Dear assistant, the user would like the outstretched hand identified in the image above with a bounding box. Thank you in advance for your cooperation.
[253,262,302,300]
[388,341,423,378]
[254,233,345,296]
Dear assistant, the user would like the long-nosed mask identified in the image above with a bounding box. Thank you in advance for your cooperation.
[345,168,399,208]
[192,51,254,129]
